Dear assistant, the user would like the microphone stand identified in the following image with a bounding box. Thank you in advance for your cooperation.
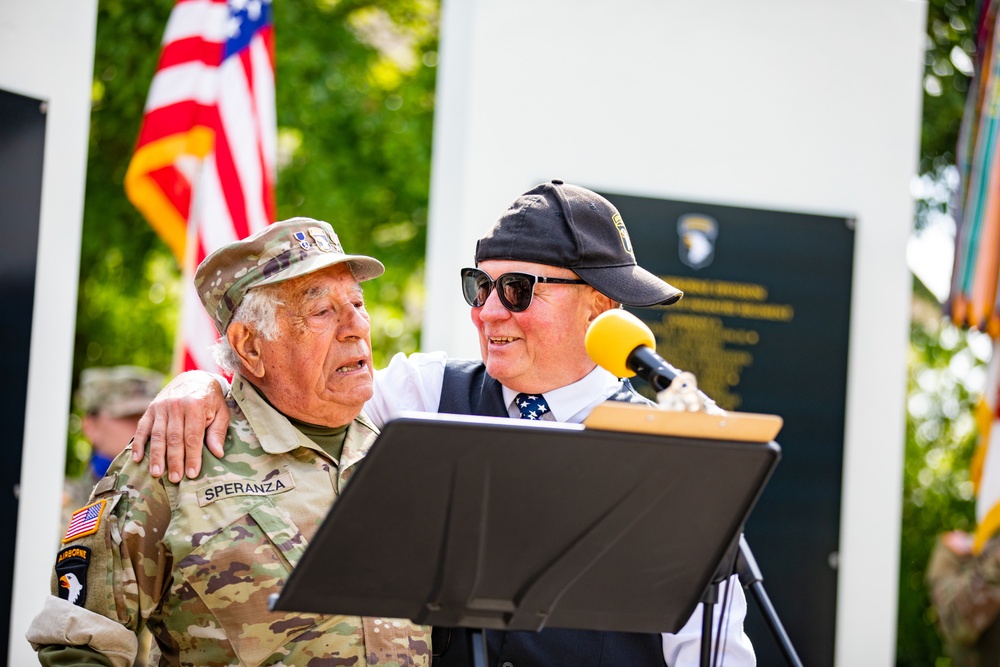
[736,536,803,667]
[636,352,803,667]
[697,533,803,667]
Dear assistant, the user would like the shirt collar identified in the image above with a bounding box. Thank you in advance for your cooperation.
[231,374,316,454]
[230,374,379,456]
[501,365,620,422]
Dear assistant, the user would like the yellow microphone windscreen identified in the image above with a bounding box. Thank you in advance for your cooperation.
[585,310,656,378]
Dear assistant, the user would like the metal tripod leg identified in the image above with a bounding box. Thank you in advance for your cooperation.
[737,535,803,667]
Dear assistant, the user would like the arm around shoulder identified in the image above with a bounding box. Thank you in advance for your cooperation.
[131,369,230,481]
[367,351,448,427]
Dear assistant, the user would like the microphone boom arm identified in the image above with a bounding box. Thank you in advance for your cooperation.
[627,347,720,414]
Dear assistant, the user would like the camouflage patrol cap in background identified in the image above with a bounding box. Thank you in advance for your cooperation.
[75,366,166,417]
[195,217,385,335]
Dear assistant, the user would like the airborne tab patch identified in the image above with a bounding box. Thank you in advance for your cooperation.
[197,471,295,506]
[62,499,106,543]
[55,545,91,606]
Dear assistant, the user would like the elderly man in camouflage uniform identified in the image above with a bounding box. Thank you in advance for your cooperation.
[64,366,165,534]
[26,218,431,667]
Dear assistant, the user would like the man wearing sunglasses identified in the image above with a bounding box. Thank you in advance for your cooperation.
[132,180,755,666]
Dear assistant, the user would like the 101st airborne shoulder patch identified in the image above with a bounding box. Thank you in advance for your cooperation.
[55,545,91,606]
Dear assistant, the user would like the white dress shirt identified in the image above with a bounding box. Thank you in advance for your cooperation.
[364,351,757,666]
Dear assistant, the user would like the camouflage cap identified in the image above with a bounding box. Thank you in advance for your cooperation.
[195,217,385,334]
[75,366,166,417]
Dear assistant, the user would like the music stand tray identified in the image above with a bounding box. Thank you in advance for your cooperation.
[272,412,780,636]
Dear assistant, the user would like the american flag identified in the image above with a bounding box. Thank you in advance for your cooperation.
[125,0,277,373]
[63,500,106,543]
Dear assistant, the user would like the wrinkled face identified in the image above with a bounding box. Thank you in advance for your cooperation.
[471,259,612,394]
[242,264,374,427]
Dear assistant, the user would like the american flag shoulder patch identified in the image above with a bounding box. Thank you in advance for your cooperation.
[62,499,107,543]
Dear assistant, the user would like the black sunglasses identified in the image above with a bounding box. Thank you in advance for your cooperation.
[461,267,587,312]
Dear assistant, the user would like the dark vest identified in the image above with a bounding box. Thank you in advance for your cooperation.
[432,360,667,667]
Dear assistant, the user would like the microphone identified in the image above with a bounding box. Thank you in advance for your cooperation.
[585,309,684,392]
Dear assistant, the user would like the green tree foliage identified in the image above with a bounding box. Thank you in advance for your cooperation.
[70,0,438,473]
[272,0,438,359]
[921,0,976,173]
[916,0,977,231]
[897,1,985,663]
[897,283,989,666]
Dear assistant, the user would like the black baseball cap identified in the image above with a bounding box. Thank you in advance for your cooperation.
[474,180,683,307]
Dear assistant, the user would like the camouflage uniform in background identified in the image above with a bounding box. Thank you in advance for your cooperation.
[927,534,1000,666]
[63,366,165,534]
[73,366,166,421]
[28,374,431,667]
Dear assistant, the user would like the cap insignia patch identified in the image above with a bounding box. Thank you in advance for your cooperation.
[292,231,311,250]
[612,213,635,257]
[309,228,336,253]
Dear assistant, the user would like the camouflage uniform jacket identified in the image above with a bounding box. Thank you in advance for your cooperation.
[27,374,431,667]
[927,534,1000,666]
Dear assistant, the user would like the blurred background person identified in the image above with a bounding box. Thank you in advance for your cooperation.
[61,366,164,666]
[63,366,165,531]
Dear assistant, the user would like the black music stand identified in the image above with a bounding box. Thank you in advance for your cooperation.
[272,411,780,666]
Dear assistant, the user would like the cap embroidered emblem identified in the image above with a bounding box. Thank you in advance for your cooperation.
[309,228,337,252]
[292,231,311,250]
[612,213,634,257]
